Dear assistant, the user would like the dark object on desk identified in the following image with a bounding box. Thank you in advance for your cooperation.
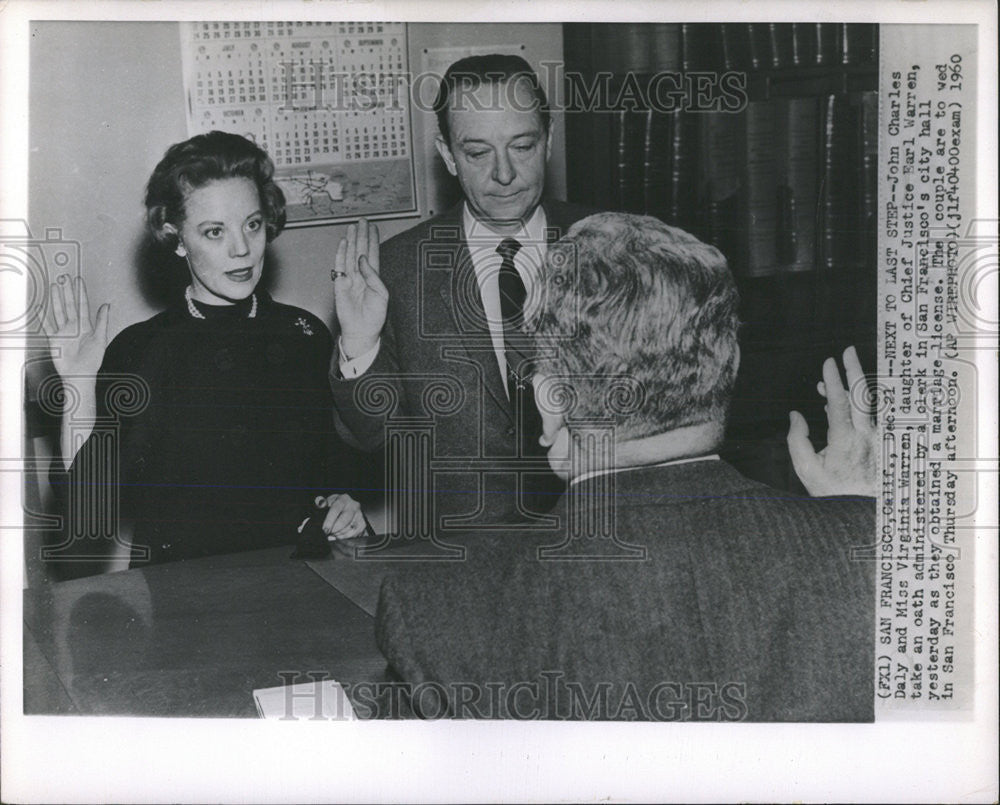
[291,502,333,560]
[292,502,381,560]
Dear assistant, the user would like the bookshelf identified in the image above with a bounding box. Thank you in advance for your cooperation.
[562,22,879,491]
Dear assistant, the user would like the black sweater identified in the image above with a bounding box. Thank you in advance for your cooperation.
[49,292,350,574]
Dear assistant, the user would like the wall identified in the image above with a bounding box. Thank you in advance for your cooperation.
[28,21,567,336]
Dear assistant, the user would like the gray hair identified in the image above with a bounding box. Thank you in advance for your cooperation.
[530,212,740,440]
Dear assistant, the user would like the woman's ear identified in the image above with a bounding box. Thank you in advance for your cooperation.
[161,223,185,257]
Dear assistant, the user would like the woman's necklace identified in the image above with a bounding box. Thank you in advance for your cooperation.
[185,285,257,319]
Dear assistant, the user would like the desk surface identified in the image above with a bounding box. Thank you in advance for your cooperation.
[23,546,388,717]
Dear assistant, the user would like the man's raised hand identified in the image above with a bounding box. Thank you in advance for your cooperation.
[788,345,877,497]
[332,218,388,359]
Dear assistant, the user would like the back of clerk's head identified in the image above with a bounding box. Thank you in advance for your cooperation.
[529,212,741,441]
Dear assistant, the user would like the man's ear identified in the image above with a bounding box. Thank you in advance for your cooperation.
[434,135,458,177]
[544,123,553,163]
[533,372,568,444]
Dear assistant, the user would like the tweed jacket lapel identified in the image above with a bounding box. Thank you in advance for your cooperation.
[422,203,512,421]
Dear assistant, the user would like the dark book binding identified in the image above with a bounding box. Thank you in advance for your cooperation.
[699,107,742,264]
[667,109,701,231]
[818,93,861,269]
[857,90,879,265]
[740,99,780,276]
[775,96,820,272]
[643,109,674,222]
[612,108,648,213]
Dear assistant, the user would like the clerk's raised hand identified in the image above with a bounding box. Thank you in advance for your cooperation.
[42,274,110,379]
[787,346,877,498]
[332,218,388,359]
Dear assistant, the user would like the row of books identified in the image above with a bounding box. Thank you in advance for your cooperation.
[610,91,878,277]
[579,22,878,75]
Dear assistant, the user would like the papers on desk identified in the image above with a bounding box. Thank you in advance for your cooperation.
[253,680,356,720]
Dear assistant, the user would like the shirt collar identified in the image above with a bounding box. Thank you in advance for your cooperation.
[569,454,721,487]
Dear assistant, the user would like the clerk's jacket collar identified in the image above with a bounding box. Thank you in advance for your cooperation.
[570,454,721,487]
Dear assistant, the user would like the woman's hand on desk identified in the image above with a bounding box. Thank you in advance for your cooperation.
[788,345,877,498]
[42,274,110,379]
[314,494,366,541]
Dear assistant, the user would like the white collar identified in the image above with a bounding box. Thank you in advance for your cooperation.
[569,455,721,487]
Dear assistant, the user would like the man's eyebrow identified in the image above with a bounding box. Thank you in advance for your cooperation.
[458,132,539,146]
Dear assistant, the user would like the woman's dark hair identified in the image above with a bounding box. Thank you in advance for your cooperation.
[145,131,286,250]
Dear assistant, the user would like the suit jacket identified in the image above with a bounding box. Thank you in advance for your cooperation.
[374,459,877,721]
[330,199,593,527]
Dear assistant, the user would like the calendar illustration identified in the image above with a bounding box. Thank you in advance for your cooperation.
[180,21,418,227]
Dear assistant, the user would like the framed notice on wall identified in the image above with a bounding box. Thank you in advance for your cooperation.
[180,21,418,227]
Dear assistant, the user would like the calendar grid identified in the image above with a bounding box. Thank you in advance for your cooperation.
[180,21,417,226]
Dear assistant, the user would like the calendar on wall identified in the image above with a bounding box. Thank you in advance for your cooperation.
[180,21,418,227]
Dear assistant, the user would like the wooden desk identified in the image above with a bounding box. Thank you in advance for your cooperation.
[23,546,389,717]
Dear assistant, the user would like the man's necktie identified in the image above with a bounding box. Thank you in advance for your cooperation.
[496,238,562,512]
[497,238,530,401]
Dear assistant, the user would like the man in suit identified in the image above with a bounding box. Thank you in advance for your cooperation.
[373,213,877,721]
[329,55,592,532]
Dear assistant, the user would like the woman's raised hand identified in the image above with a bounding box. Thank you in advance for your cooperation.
[331,218,388,359]
[42,275,110,379]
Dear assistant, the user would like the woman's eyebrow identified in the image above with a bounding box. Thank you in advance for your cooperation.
[195,210,263,227]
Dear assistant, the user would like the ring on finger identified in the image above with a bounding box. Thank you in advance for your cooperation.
[331,270,348,280]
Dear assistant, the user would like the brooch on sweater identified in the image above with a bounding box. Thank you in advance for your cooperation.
[294,317,314,336]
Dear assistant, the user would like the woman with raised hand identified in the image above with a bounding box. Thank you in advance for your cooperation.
[43,131,364,577]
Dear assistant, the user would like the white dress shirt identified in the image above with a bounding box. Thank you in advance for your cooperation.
[462,204,548,397]
[339,203,549,395]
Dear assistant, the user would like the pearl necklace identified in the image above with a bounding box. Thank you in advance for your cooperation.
[185,285,257,319]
